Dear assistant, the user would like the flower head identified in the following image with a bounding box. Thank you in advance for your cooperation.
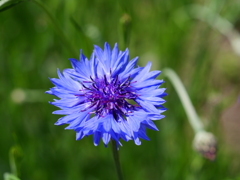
[46,42,166,146]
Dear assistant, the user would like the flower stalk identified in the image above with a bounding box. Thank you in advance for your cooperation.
[111,140,123,180]
[119,13,132,48]
[163,68,217,160]
[163,68,204,133]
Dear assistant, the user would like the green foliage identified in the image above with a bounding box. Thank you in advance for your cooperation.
[3,173,21,180]
[0,0,27,13]
[1,0,240,179]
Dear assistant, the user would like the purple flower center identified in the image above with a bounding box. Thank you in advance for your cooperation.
[81,75,138,119]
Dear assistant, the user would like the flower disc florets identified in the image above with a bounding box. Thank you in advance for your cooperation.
[46,42,166,146]
[80,74,138,118]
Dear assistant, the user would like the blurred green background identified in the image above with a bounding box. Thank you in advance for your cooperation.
[1,0,240,179]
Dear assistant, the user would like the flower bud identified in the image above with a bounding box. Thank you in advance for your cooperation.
[193,131,217,160]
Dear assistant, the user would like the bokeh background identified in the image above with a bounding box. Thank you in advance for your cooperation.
[1,0,240,179]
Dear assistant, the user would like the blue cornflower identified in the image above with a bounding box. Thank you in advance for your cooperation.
[46,42,166,146]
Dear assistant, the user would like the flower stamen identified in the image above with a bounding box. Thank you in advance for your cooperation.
[80,74,138,119]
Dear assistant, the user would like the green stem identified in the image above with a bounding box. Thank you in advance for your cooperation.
[9,149,17,176]
[183,4,240,56]
[119,13,131,49]
[30,0,78,57]
[111,140,123,180]
[163,68,204,133]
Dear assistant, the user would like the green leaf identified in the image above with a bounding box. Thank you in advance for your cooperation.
[0,0,27,13]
